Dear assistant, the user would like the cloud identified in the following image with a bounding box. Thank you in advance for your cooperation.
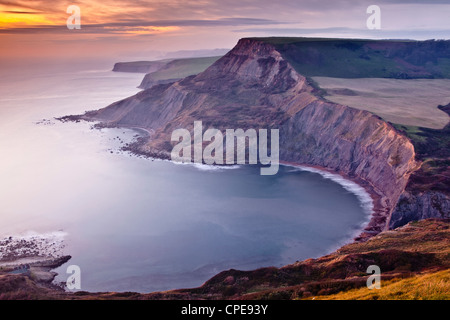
[0,17,287,34]
[1,10,42,14]
[1,0,448,42]
[0,0,60,12]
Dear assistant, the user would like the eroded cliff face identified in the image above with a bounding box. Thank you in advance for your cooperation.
[79,38,420,238]
[390,191,450,229]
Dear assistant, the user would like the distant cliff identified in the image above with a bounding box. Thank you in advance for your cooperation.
[138,56,222,89]
[112,60,168,73]
[68,37,450,238]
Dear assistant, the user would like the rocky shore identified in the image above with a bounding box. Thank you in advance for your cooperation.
[0,232,71,292]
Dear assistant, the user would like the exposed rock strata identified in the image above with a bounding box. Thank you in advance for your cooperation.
[390,191,450,229]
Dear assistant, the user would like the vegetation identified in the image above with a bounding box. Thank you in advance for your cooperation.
[312,77,450,129]
[139,56,222,88]
[254,37,450,79]
[310,269,449,300]
[391,103,449,194]
[149,56,221,81]
[392,117,450,161]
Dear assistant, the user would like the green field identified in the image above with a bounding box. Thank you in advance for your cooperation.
[313,77,450,129]
[149,56,222,81]
[138,56,222,89]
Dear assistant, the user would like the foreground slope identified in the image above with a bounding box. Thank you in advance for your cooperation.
[1,219,447,299]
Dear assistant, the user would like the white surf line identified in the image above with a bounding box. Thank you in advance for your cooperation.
[281,163,374,227]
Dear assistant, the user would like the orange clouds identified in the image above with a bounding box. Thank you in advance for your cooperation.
[0,1,183,37]
[0,0,447,63]
[0,10,57,28]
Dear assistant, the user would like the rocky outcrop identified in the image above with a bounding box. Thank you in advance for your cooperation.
[390,191,450,229]
[72,38,425,238]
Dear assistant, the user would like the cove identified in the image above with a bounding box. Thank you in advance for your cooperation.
[51,150,371,293]
[0,64,371,293]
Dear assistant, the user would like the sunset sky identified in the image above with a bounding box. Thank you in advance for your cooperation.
[0,0,449,65]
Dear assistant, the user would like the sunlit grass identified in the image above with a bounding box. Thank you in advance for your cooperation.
[309,269,450,300]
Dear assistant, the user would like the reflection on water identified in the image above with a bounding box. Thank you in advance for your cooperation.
[0,64,370,293]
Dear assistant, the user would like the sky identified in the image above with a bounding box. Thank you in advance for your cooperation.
[0,0,449,66]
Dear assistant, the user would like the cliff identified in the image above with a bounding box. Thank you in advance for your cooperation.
[69,37,428,238]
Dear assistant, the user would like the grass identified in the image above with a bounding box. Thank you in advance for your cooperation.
[251,37,450,79]
[139,56,222,89]
[392,122,450,159]
[312,77,450,129]
[309,269,450,300]
[262,38,450,129]
[338,219,450,262]
[149,56,221,81]
[388,104,449,194]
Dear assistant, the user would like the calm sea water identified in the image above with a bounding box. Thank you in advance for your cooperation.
[0,62,371,293]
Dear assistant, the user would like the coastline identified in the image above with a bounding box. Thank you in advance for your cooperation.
[118,126,388,242]
[15,121,394,293]
[121,127,390,242]
[0,231,70,289]
[279,160,389,242]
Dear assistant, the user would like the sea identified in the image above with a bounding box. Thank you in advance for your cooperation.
[0,59,372,293]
